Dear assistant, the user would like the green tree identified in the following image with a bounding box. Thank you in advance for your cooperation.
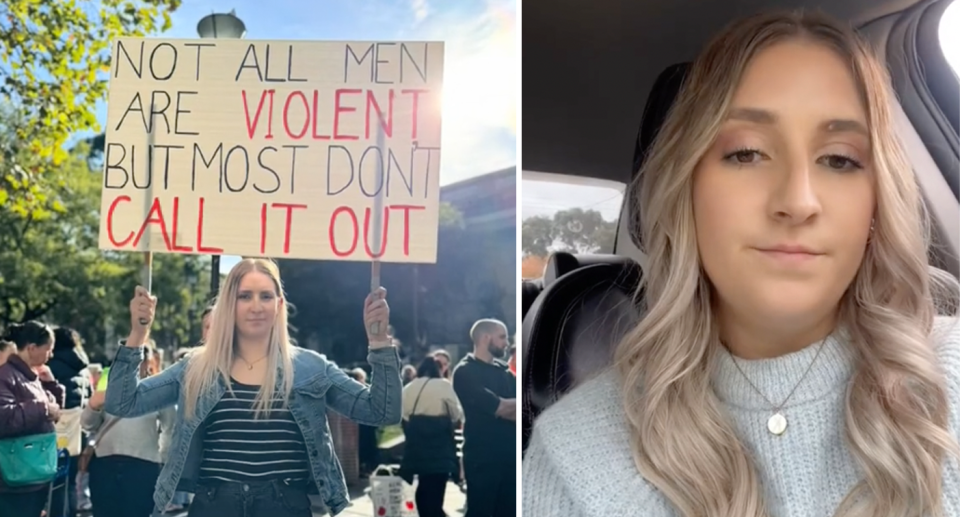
[521,215,554,257]
[0,129,209,361]
[0,0,180,218]
[521,208,617,256]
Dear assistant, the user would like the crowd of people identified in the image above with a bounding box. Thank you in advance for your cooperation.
[0,257,517,517]
[395,320,517,517]
[0,310,216,517]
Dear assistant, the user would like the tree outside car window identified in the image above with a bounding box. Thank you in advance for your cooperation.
[521,178,623,279]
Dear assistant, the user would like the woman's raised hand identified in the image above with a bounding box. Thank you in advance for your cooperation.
[128,286,157,346]
[364,287,390,347]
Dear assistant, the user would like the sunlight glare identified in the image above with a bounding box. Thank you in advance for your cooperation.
[440,11,516,136]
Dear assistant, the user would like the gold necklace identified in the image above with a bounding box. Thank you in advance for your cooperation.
[237,354,268,370]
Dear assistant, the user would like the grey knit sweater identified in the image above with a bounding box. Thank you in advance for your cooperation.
[522,317,960,516]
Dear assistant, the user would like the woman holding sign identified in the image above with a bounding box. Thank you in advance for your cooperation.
[103,258,402,517]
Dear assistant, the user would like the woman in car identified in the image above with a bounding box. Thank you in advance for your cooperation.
[523,10,960,517]
[104,258,402,517]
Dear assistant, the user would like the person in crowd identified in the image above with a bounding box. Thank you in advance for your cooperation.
[47,326,92,517]
[173,348,191,363]
[400,356,462,517]
[48,327,91,416]
[103,258,402,517]
[431,350,452,380]
[76,363,103,513]
[523,10,960,517]
[0,340,14,366]
[387,325,408,363]
[347,367,381,477]
[82,341,175,517]
[452,319,516,517]
[0,322,64,517]
[350,367,368,384]
[401,364,417,385]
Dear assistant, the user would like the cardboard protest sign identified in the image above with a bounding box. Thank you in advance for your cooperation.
[98,39,443,263]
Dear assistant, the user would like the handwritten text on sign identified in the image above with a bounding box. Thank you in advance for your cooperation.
[97,39,444,263]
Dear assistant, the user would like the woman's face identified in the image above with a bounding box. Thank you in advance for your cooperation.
[0,347,12,366]
[693,40,875,342]
[26,341,53,368]
[435,355,449,376]
[234,271,281,339]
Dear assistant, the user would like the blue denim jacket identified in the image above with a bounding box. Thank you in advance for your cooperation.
[104,344,402,515]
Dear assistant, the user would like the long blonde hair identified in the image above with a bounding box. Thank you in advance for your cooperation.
[182,258,297,419]
[615,10,960,517]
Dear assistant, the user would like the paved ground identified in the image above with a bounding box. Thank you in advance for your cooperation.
[83,481,466,517]
[334,481,466,516]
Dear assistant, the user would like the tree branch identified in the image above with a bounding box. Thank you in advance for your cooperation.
[23,298,56,322]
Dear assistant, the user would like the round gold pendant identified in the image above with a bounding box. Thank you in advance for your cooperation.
[767,413,787,435]
[247,364,254,370]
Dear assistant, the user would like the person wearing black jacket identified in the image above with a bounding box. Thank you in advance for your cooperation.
[452,319,516,517]
[48,327,90,413]
[47,326,91,517]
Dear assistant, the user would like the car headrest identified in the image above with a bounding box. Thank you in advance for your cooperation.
[542,251,637,286]
[521,279,543,319]
[629,62,691,248]
[521,259,643,453]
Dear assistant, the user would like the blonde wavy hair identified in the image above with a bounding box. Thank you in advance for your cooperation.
[615,10,960,517]
[182,258,297,419]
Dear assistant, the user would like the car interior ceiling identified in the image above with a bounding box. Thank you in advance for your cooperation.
[523,0,952,185]
[521,0,959,454]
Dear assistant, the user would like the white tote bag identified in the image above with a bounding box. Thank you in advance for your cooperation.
[368,465,419,517]
[55,407,83,456]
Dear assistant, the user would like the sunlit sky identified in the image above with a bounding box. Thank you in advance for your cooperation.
[94,0,517,272]
[523,3,960,224]
[521,178,624,221]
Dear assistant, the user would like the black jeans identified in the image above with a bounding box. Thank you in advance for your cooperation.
[188,480,312,517]
[416,473,449,517]
[359,424,380,474]
[463,460,515,517]
[0,486,49,517]
[88,455,160,517]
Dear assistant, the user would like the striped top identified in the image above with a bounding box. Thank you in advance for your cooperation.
[198,381,311,484]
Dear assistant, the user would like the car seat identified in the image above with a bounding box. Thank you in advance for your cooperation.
[520,62,691,454]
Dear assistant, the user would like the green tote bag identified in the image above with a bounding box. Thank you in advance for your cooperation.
[0,432,58,487]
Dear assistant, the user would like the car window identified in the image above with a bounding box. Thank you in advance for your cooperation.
[521,172,625,279]
[942,0,960,73]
